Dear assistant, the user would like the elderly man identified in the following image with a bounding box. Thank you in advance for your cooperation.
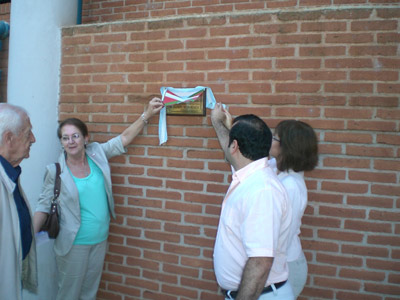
[0,103,37,300]
[211,103,294,300]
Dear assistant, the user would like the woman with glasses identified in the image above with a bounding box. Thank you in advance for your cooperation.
[269,120,318,299]
[33,97,163,300]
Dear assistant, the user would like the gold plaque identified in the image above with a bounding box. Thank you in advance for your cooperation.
[164,89,206,116]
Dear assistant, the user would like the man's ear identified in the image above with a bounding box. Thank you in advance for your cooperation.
[3,130,13,145]
[230,139,240,154]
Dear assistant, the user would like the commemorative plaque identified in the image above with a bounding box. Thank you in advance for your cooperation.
[163,88,207,116]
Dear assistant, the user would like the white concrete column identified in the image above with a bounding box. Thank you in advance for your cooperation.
[8,0,78,202]
[7,1,78,299]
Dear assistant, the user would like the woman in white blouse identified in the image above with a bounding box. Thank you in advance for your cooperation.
[269,120,318,299]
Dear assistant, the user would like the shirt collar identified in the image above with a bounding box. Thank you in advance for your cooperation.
[0,155,21,183]
[232,157,269,184]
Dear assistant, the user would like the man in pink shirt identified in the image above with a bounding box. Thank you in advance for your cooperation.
[211,103,294,300]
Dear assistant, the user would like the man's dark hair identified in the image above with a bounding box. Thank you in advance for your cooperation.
[57,118,89,139]
[229,114,272,161]
[274,120,318,172]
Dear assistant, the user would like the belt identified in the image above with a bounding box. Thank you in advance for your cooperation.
[222,280,287,299]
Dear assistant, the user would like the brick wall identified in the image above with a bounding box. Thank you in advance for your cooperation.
[0,2,10,102]
[61,2,400,300]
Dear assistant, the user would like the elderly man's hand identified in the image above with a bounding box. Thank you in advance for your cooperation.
[211,102,232,129]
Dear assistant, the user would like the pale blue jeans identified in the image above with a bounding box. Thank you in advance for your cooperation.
[225,281,294,300]
[288,251,308,299]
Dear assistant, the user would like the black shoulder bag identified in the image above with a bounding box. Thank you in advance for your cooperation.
[41,163,61,239]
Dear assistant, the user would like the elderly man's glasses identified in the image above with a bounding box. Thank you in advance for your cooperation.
[61,133,81,143]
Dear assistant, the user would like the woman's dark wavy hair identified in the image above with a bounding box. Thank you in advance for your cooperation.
[274,120,318,172]
[229,114,272,161]
[57,118,89,139]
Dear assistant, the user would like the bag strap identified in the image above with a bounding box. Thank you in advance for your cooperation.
[53,163,61,200]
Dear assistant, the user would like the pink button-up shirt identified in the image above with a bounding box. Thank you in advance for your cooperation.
[213,158,292,290]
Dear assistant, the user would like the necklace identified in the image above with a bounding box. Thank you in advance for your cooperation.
[67,156,90,178]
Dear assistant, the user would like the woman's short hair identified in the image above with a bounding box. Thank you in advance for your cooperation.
[274,120,318,172]
[229,114,272,161]
[57,118,89,139]
[0,103,28,144]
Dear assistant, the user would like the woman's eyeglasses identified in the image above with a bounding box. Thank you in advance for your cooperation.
[61,133,81,143]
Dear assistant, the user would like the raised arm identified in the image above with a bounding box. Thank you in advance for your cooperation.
[120,97,164,147]
[210,102,232,151]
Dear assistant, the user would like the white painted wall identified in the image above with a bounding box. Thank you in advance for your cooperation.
[7,1,78,299]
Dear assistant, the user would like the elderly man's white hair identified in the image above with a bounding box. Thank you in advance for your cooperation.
[0,103,29,145]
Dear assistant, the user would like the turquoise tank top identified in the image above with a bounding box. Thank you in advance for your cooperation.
[70,156,110,245]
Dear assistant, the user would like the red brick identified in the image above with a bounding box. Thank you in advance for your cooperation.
[347,196,394,208]
[314,276,361,291]
[342,244,389,258]
[229,13,271,23]
[307,169,346,180]
[374,159,400,171]
[350,45,397,56]
[94,33,127,43]
[368,235,400,247]
[345,220,392,233]
[326,32,373,43]
[364,282,400,295]
[301,70,346,81]
[254,47,295,58]
[325,132,372,144]
[302,286,334,299]
[351,70,398,81]
[377,109,400,121]
[336,291,382,300]
[164,222,200,235]
[325,108,373,119]
[308,192,344,204]
[349,170,397,183]
[301,21,347,32]
[371,184,400,196]
[325,83,373,93]
[277,34,322,44]
[302,215,341,228]
[325,58,373,68]
[317,253,363,267]
[367,258,400,272]
[302,239,339,252]
[163,262,199,278]
[276,58,321,68]
[161,284,199,299]
[375,57,400,69]
[300,46,346,56]
[307,263,337,276]
[317,229,363,242]
[351,20,398,31]
[276,83,321,93]
[346,145,394,158]
[230,59,272,69]
[323,157,371,169]
[322,181,368,194]
[145,209,181,222]
[319,205,366,219]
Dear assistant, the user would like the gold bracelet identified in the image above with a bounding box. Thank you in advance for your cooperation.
[141,113,148,124]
